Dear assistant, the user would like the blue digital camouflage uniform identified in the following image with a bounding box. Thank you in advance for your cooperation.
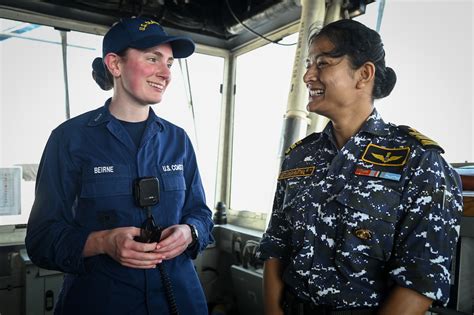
[25,100,214,315]
[257,109,463,308]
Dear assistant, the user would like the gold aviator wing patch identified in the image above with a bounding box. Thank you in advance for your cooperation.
[362,144,410,166]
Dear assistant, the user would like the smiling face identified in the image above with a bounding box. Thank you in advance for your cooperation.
[303,36,361,119]
[114,43,174,106]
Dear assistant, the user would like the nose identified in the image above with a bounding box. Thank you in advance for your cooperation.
[303,64,318,85]
[156,63,171,81]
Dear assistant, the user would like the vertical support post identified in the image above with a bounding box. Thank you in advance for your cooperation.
[60,30,70,120]
[214,54,237,209]
[277,0,326,168]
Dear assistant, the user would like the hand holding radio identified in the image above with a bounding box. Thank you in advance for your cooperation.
[104,227,164,267]
[83,226,164,269]
[152,224,195,260]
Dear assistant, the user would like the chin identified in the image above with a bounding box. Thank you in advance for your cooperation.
[307,104,331,119]
[307,102,321,114]
[146,96,163,105]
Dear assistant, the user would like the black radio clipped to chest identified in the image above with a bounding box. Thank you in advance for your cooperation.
[133,176,160,208]
[133,177,162,243]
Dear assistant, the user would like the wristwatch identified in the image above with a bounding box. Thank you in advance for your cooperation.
[186,224,199,248]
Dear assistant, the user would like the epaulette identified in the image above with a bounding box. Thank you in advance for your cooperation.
[285,133,319,155]
[398,125,444,153]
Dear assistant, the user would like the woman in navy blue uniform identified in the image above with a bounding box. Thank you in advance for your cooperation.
[258,19,463,315]
[26,17,213,315]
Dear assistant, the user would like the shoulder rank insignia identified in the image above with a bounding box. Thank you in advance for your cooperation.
[361,143,410,167]
[284,133,318,155]
[398,125,444,153]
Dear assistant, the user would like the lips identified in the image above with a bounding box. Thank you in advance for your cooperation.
[307,85,325,102]
[309,89,324,97]
[147,81,165,91]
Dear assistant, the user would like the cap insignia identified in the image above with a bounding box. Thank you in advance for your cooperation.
[139,20,161,31]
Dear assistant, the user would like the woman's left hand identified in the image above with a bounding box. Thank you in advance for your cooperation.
[152,224,193,260]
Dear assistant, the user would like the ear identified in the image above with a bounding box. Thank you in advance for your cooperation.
[103,53,121,77]
[356,61,375,89]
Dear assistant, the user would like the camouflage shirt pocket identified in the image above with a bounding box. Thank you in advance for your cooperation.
[334,180,400,270]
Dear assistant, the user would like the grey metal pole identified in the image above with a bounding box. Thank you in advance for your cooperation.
[277,0,326,168]
[214,54,236,209]
[60,30,70,120]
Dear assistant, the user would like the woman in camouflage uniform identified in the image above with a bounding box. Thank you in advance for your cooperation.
[258,19,463,315]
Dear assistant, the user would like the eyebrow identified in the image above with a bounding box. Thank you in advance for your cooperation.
[307,52,333,61]
[147,49,174,63]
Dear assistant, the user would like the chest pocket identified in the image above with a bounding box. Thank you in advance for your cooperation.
[161,172,186,191]
[335,179,400,266]
[283,175,316,222]
[159,160,186,192]
[157,167,186,225]
[282,175,316,258]
[80,164,131,198]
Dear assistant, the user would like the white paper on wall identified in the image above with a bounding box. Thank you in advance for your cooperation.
[0,167,22,216]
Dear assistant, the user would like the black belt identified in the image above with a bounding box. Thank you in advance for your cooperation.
[284,290,377,315]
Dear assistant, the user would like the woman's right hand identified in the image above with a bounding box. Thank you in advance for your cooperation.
[83,227,165,269]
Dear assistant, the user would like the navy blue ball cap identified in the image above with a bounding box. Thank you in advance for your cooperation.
[102,17,195,59]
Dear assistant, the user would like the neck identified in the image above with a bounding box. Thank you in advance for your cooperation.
[109,98,149,122]
[331,104,374,149]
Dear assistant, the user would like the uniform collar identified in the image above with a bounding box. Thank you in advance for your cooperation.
[360,108,389,137]
[147,106,165,132]
[322,108,389,140]
[87,98,165,132]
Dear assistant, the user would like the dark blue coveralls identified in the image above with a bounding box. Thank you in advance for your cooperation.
[26,100,214,315]
[258,109,463,309]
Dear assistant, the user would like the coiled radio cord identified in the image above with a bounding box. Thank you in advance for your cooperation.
[157,263,179,315]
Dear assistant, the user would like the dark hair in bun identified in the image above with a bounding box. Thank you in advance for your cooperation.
[91,57,113,91]
[310,19,397,99]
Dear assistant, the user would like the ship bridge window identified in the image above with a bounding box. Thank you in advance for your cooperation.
[0,18,69,226]
[230,33,298,228]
